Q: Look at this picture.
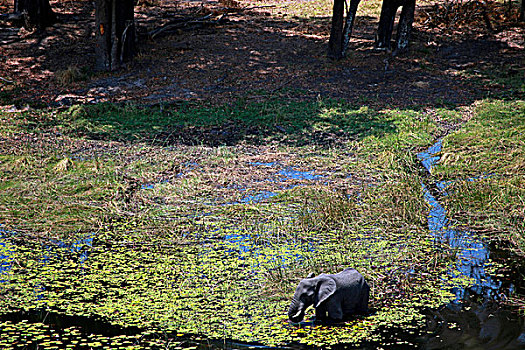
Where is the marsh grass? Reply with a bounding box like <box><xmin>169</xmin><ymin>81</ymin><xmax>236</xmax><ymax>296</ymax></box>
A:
<box><xmin>0</xmin><ymin>95</ymin><xmax>496</xmax><ymax>348</ymax></box>
<box><xmin>0</xmin><ymin>154</ymin><xmax>117</xmax><ymax>238</ymax></box>
<box><xmin>434</xmin><ymin>100</ymin><xmax>525</xmax><ymax>253</ymax></box>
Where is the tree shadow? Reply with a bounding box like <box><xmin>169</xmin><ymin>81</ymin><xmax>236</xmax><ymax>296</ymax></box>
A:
<box><xmin>0</xmin><ymin>0</ymin><xmax>523</xmax><ymax>109</ymax></box>
<box><xmin>56</xmin><ymin>98</ymin><xmax>398</xmax><ymax>147</ymax></box>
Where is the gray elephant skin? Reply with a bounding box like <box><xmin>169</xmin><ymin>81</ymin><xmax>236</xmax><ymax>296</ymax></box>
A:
<box><xmin>288</xmin><ymin>268</ymin><xmax>370</xmax><ymax>323</ymax></box>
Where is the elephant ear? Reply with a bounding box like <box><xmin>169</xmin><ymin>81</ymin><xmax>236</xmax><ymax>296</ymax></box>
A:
<box><xmin>314</xmin><ymin>276</ymin><xmax>336</xmax><ymax>308</ymax></box>
<box><xmin>307</xmin><ymin>272</ymin><xmax>315</xmax><ymax>279</ymax></box>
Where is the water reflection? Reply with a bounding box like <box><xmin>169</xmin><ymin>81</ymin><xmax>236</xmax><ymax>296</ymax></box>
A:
<box><xmin>418</xmin><ymin>141</ymin><xmax>504</xmax><ymax>301</ymax></box>
<box><xmin>277</xmin><ymin>168</ymin><xmax>323</xmax><ymax>181</ymax></box>
<box><xmin>423</xmin><ymin>300</ymin><xmax>525</xmax><ymax>350</ymax></box>
<box><xmin>236</xmin><ymin>163</ymin><xmax>323</xmax><ymax>204</ymax></box>
<box><xmin>51</xmin><ymin>233</ymin><xmax>94</xmax><ymax>264</ymax></box>
<box><xmin>240</xmin><ymin>190</ymin><xmax>278</xmax><ymax>203</ymax></box>
<box><xmin>0</xmin><ymin>225</ymin><xmax>14</xmax><ymax>282</ymax></box>
<box><xmin>0</xmin><ymin>225</ymin><xmax>94</xmax><ymax>286</ymax></box>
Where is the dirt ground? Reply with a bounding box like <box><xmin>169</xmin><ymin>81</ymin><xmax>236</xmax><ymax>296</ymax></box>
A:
<box><xmin>0</xmin><ymin>0</ymin><xmax>523</xmax><ymax>108</ymax></box>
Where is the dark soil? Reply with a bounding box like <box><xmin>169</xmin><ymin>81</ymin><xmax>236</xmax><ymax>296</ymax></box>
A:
<box><xmin>0</xmin><ymin>0</ymin><xmax>524</xmax><ymax>109</ymax></box>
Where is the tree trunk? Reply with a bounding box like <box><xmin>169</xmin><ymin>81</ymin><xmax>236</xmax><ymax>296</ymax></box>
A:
<box><xmin>95</xmin><ymin>0</ymin><xmax>136</xmax><ymax>71</ymax></box>
<box><xmin>328</xmin><ymin>0</ymin><xmax>345</xmax><ymax>59</ymax></box>
<box><xmin>14</xmin><ymin>0</ymin><xmax>56</xmax><ymax>30</ymax></box>
<box><xmin>376</xmin><ymin>0</ymin><xmax>401</xmax><ymax>50</ymax></box>
<box><xmin>341</xmin><ymin>0</ymin><xmax>361</xmax><ymax>57</ymax></box>
<box><xmin>395</xmin><ymin>0</ymin><xmax>416</xmax><ymax>51</ymax></box>
<box><xmin>520</xmin><ymin>0</ymin><xmax>524</xmax><ymax>21</ymax></box>
<box><xmin>328</xmin><ymin>0</ymin><xmax>362</xmax><ymax>59</ymax></box>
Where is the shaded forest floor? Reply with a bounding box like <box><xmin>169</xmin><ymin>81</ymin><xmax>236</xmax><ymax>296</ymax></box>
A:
<box><xmin>0</xmin><ymin>0</ymin><xmax>523</xmax><ymax>108</ymax></box>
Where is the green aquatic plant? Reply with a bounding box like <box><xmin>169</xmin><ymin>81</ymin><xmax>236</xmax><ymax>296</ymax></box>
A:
<box><xmin>1</xmin><ymin>96</ymin><xmax>514</xmax><ymax>348</ymax></box>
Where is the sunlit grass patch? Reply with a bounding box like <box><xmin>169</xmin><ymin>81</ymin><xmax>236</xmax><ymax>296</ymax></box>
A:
<box><xmin>0</xmin><ymin>153</ymin><xmax>119</xmax><ymax>238</ymax></box>
<box><xmin>434</xmin><ymin>100</ymin><xmax>525</xmax><ymax>253</ymax></box>
<box><xmin>250</xmin><ymin>0</ymin><xmax>383</xmax><ymax>20</ymax></box>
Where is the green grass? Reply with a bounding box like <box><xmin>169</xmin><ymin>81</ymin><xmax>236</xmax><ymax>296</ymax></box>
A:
<box><xmin>434</xmin><ymin>100</ymin><xmax>525</xmax><ymax>253</ymax></box>
<box><xmin>49</xmin><ymin>99</ymin><xmax>399</xmax><ymax>145</ymax></box>
<box><xmin>459</xmin><ymin>64</ymin><xmax>525</xmax><ymax>100</ymax></box>
<box><xmin>0</xmin><ymin>154</ymin><xmax>120</xmax><ymax>238</ymax></box>
<box><xmin>266</xmin><ymin>0</ymin><xmax>383</xmax><ymax>19</ymax></box>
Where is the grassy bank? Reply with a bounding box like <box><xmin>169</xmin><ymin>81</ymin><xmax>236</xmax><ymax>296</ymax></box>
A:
<box><xmin>434</xmin><ymin>100</ymin><xmax>525</xmax><ymax>254</ymax></box>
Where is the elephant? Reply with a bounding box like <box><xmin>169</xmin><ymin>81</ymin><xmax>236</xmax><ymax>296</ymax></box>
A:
<box><xmin>328</xmin><ymin>0</ymin><xmax>416</xmax><ymax>59</ymax></box>
<box><xmin>288</xmin><ymin>268</ymin><xmax>370</xmax><ymax>323</ymax></box>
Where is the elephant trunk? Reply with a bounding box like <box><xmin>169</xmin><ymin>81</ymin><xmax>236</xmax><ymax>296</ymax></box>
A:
<box><xmin>288</xmin><ymin>297</ymin><xmax>305</xmax><ymax>323</ymax></box>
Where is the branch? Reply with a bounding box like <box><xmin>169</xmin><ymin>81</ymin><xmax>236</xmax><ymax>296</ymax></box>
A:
<box><xmin>147</xmin><ymin>5</ymin><xmax>277</xmax><ymax>40</ymax></box>
<box><xmin>0</xmin><ymin>77</ymin><xmax>14</xmax><ymax>84</ymax></box>
<box><xmin>0</xmin><ymin>12</ymin><xmax>23</xmax><ymax>23</ymax></box>
<box><xmin>148</xmin><ymin>13</ymin><xmax>213</xmax><ymax>39</ymax></box>
<box><xmin>238</xmin><ymin>4</ymin><xmax>277</xmax><ymax>12</ymax></box>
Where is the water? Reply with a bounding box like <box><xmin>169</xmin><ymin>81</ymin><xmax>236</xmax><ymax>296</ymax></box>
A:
<box><xmin>2</xmin><ymin>147</ymin><xmax>524</xmax><ymax>349</ymax></box>
<box><xmin>422</xmin><ymin>184</ymin><xmax>503</xmax><ymax>301</ymax></box>
<box><xmin>240</xmin><ymin>190</ymin><xmax>278</xmax><ymax>203</ymax></box>
<box><xmin>238</xmin><ymin>162</ymin><xmax>323</xmax><ymax>204</ymax></box>
<box><xmin>417</xmin><ymin>139</ymin><xmax>442</xmax><ymax>173</ymax></box>
<box><xmin>228</xmin><ymin>163</ymin><xmax>323</xmax><ymax>204</ymax></box>
<box><xmin>418</xmin><ymin>140</ymin><xmax>507</xmax><ymax>301</ymax></box>
<box><xmin>416</xmin><ymin>140</ymin><xmax>525</xmax><ymax>349</ymax></box>
<box><xmin>0</xmin><ymin>225</ymin><xmax>14</xmax><ymax>282</ymax></box>
<box><xmin>277</xmin><ymin>168</ymin><xmax>323</xmax><ymax>181</ymax></box>
<box><xmin>1</xmin><ymin>226</ymin><xmax>95</xmax><ymax>305</ymax></box>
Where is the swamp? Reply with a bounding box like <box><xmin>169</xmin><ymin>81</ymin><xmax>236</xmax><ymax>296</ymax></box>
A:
<box><xmin>0</xmin><ymin>0</ymin><xmax>524</xmax><ymax>349</ymax></box>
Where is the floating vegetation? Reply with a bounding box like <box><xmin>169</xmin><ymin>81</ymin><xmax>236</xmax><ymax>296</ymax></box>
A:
<box><xmin>0</xmin><ymin>215</ymin><xmax>466</xmax><ymax>348</ymax></box>
<box><xmin>0</xmin><ymin>318</ymin><xmax>184</xmax><ymax>350</ymax></box>
<box><xmin>1</xmin><ymin>97</ymin><xmax>523</xmax><ymax>348</ymax></box>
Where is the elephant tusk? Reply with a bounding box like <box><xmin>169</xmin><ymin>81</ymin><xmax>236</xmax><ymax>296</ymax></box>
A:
<box><xmin>291</xmin><ymin>310</ymin><xmax>303</xmax><ymax>319</ymax></box>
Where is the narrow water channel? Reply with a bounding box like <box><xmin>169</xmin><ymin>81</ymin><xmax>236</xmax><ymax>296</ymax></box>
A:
<box><xmin>416</xmin><ymin>140</ymin><xmax>525</xmax><ymax>349</ymax></box>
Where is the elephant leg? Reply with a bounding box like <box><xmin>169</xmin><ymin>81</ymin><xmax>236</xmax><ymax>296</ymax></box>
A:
<box><xmin>315</xmin><ymin>304</ymin><xmax>328</xmax><ymax>321</ymax></box>
<box><xmin>395</xmin><ymin>0</ymin><xmax>416</xmax><ymax>52</ymax></box>
<box><xmin>376</xmin><ymin>0</ymin><xmax>400</xmax><ymax>50</ymax></box>
<box><xmin>341</xmin><ymin>0</ymin><xmax>362</xmax><ymax>56</ymax></box>
<box><xmin>326</xmin><ymin>302</ymin><xmax>343</xmax><ymax>321</ymax></box>
<box><xmin>356</xmin><ymin>285</ymin><xmax>370</xmax><ymax>314</ymax></box>
<box><xmin>328</xmin><ymin>0</ymin><xmax>345</xmax><ymax>59</ymax></box>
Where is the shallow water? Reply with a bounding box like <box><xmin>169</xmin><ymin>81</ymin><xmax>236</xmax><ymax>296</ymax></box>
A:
<box><xmin>1</xmin><ymin>143</ymin><xmax>524</xmax><ymax>349</ymax></box>
<box><xmin>418</xmin><ymin>141</ymin><xmax>514</xmax><ymax>300</ymax></box>
<box><xmin>232</xmin><ymin>163</ymin><xmax>323</xmax><ymax>204</ymax></box>
<box><xmin>416</xmin><ymin>140</ymin><xmax>525</xmax><ymax>348</ymax></box>
<box><xmin>0</xmin><ymin>226</ymin><xmax>14</xmax><ymax>282</ymax></box>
